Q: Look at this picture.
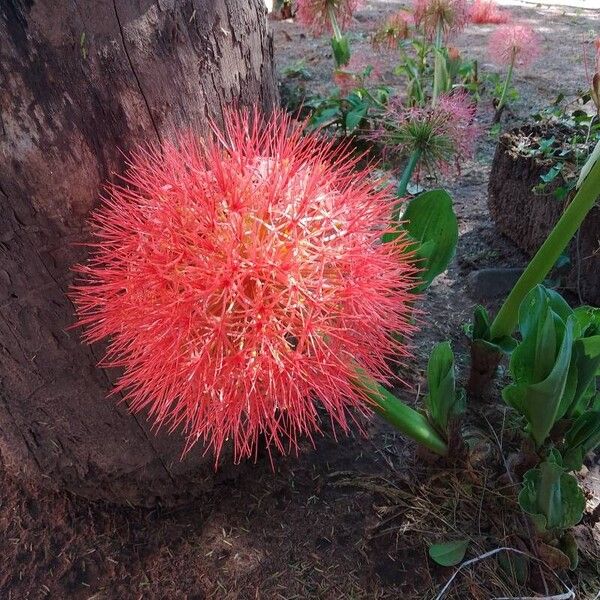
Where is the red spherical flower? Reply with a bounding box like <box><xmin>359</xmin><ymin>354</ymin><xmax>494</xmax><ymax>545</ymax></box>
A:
<box><xmin>296</xmin><ymin>0</ymin><xmax>361</xmax><ymax>35</ymax></box>
<box><xmin>71</xmin><ymin>109</ymin><xmax>418</xmax><ymax>463</ymax></box>
<box><xmin>371</xmin><ymin>91</ymin><xmax>479</xmax><ymax>178</ymax></box>
<box><xmin>488</xmin><ymin>23</ymin><xmax>540</xmax><ymax>68</ymax></box>
<box><xmin>413</xmin><ymin>0</ymin><xmax>469</xmax><ymax>39</ymax></box>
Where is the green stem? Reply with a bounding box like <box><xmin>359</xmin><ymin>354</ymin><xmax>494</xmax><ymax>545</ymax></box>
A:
<box><xmin>496</xmin><ymin>51</ymin><xmax>515</xmax><ymax>114</ymax></box>
<box><xmin>431</xmin><ymin>21</ymin><xmax>445</xmax><ymax>106</ymax></box>
<box><xmin>393</xmin><ymin>148</ymin><xmax>422</xmax><ymax>221</ymax></box>
<box><xmin>489</xmin><ymin>153</ymin><xmax>600</xmax><ymax>340</ymax></box>
<box><xmin>353</xmin><ymin>368</ymin><xmax>448</xmax><ymax>456</ymax></box>
<box><xmin>327</xmin><ymin>4</ymin><xmax>343</xmax><ymax>41</ymax></box>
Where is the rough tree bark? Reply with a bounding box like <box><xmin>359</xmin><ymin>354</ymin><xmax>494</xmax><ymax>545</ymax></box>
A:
<box><xmin>0</xmin><ymin>0</ymin><xmax>277</xmax><ymax>506</ymax></box>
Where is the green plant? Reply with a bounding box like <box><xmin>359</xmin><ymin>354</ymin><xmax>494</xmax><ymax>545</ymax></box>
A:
<box><xmin>305</xmin><ymin>84</ymin><xmax>389</xmax><ymax>135</ymax></box>
<box><xmin>469</xmin><ymin>142</ymin><xmax>600</xmax><ymax>391</ymax></box>
<box><xmin>394</xmin><ymin>38</ymin><xmax>431</xmax><ymax>103</ymax></box>
<box><xmin>527</xmin><ymin>94</ymin><xmax>600</xmax><ymax>200</ymax></box>
<box><xmin>519</xmin><ymin>450</ymin><xmax>585</xmax><ymax>546</ymax></box>
<box><xmin>502</xmin><ymin>286</ymin><xmax>575</xmax><ymax>447</ymax></box>
<box><xmin>424</xmin><ymin>341</ymin><xmax>465</xmax><ymax>435</ymax></box>
<box><xmin>354</xmin><ymin>368</ymin><xmax>449</xmax><ymax>456</ymax></box>
<box><xmin>488</xmin><ymin>70</ymin><xmax>518</xmax><ymax>103</ymax></box>
<box><xmin>395</xmin><ymin>38</ymin><xmax>480</xmax><ymax>108</ymax></box>
<box><xmin>485</xmin><ymin>284</ymin><xmax>600</xmax><ymax>567</ymax></box>
<box><xmin>496</xmin><ymin>285</ymin><xmax>600</xmax><ymax>447</ymax></box>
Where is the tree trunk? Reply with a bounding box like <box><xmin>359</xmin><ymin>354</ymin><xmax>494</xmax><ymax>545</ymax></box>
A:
<box><xmin>0</xmin><ymin>0</ymin><xmax>277</xmax><ymax>506</ymax></box>
<box><xmin>488</xmin><ymin>128</ymin><xmax>600</xmax><ymax>306</ymax></box>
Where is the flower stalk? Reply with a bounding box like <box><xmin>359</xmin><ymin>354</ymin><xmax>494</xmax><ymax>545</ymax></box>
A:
<box><xmin>494</xmin><ymin>48</ymin><xmax>515</xmax><ymax>121</ymax></box>
<box><xmin>394</xmin><ymin>148</ymin><xmax>422</xmax><ymax>213</ymax></box>
<box><xmin>431</xmin><ymin>21</ymin><xmax>445</xmax><ymax>106</ymax></box>
<box><xmin>328</xmin><ymin>3</ymin><xmax>351</xmax><ymax>65</ymax></box>
<box><xmin>327</xmin><ymin>3</ymin><xmax>343</xmax><ymax>41</ymax></box>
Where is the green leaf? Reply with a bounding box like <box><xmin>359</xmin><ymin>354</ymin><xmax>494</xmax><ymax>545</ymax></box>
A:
<box><xmin>425</xmin><ymin>342</ymin><xmax>464</xmax><ymax>433</ymax></box>
<box><xmin>353</xmin><ymin>367</ymin><xmax>448</xmax><ymax>456</ymax></box>
<box><xmin>518</xmin><ymin>285</ymin><xmax>572</xmax><ymax>341</ymax></box>
<box><xmin>331</xmin><ymin>36</ymin><xmax>351</xmax><ymax>67</ymax></box>
<box><xmin>563</xmin><ymin>410</ymin><xmax>600</xmax><ymax>470</ymax></box>
<box><xmin>345</xmin><ymin>103</ymin><xmax>368</xmax><ymax>132</ymax></box>
<box><xmin>562</xmin><ymin>306</ymin><xmax>600</xmax><ymax>418</ymax></box>
<box><xmin>428</xmin><ymin>539</ymin><xmax>469</xmax><ymax>566</ymax></box>
<box><xmin>309</xmin><ymin>106</ymin><xmax>342</xmax><ymax>129</ymax></box>
<box><xmin>400</xmin><ymin>189</ymin><xmax>458</xmax><ymax>292</ymax></box>
<box><xmin>518</xmin><ymin>450</ymin><xmax>585</xmax><ymax>534</ymax></box>
<box><xmin>503</xmin><ymin>286</ymin><xmax>574</xmax><ymax>446</ymax></box>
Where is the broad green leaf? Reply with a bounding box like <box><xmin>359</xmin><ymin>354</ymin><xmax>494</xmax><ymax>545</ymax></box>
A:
<box><xmin>345</xmin><ymin>103</ymin><xmax>368</xmax><ymax>133</ymax></box>
<box><xmin>562</xmin><ymin>306</ymin><xmax>600</xmax><ymax>418</ymax></box>
<box><xmin>503</xmin><ymin>287</ymin><xmax>574</xmax><ymax>446</ymax></box>
<box><xmin>400</xmin><ymin>189</ymin><xmax>458</xmax><ymax>292</ymax></box>
<box><xmin>518</xmin><ymin>450</ymin><xmax>585</xmax><ymax>534</ymax></box>
<box><xmin>518</xmin><ymin>285</ymin><xmax>572</xmax><ymax>341</ymax></box>
<box><xmin>425</xmin><ymin>341</ymin><xmax>464</xmax><ymax>433</ymax></box>
<box><xmin>428</xmin><ymin>539</ymin><xmax>469</xmax><ymax>566</ymax></box>
<box><xmin>563</xmin><ymin>410</ymin><xmax>600</xmax><ymax>470</ymax></box>
<box><xmin>310</xmin><ymin>107</ymin><xmax>342</xmax><ymax>129</ymax></box>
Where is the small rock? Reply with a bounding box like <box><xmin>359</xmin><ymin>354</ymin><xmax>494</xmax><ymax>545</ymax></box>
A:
<box><xmin>466</xmin><ymin>268</ymin><xmax>524</xmax><ymax>302</ymax></box>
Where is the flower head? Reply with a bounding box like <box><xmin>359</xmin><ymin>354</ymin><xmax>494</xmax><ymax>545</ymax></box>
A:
<box><xmin>488</xmin><ymin>23</ymin><xmax>540</xmax><ymax>68</ymax></box>
<box><xmin>371</xmin><ymin>91</ymin><xmax>479</xmax><ymax>177</ymax></box>
<box><xmin>71</xmin><ymin>109</ymin><xmax>418</xmax><ymax>463</ymax></box>
<box><xmin>469</xmin><ymin>0</ymin><xmax>510</xmax><ymax>24</ymax></box>
<box><xmin>372</xmin><ymin>11</ymin><xmax>412</xmax><ymax>51</ymax></box>
<box><xmin>296</xmin><ymin>0</ymin><xmax>361</xmax><ymax>35</ymax></box>
<box><xmin>413</xmin><ymin>0</ymin><xmax>469</xmax><ymax>39</ymax></box>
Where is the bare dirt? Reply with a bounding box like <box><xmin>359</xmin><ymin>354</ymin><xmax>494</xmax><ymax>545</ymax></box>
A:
<box><xmin>1</xmin><ymin>1</ymin><xmax>600</xmax><ymax>598</ymax></box>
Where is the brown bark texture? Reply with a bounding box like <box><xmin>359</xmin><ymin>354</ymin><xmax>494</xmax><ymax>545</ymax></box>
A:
<box><xmin>488</xmin><ymin>130</ymin><xmax>600</xmax><ymax>307</ymax></box>
<box><xmin>0</xmin><ymin>0</ymin><xmax>277</xmax><ymax>506</ymax></box>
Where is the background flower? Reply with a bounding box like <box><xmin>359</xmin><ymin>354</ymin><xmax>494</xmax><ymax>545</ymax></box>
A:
<box><xmin>71</xmin><ymin>109</ymin><xmax>418</xmax><ymax>463</ymax></box>
<box><xmin>371</xmin><ymin>91</ymin><xmax>479</xmax><ymax>177</ymax></box>
<box><xmin>469</xmin><ymin>0</ymin><xmax>511</xmax><ymax>25</ymax></box>
<box><xmin>295</xmin><ymin>0</ymin><xmax>361</xmax><ymax>34</ymax></box>
<box><xmin>488</xmin><ymin>23</ymin><xmax>541</xmax><ymax>68</ymax></box>
<box><xmin>372</xmin><ymin>11</ymin><xmax>413</xmax><ymax>51</ymax></box>
<box><xmin>413</xmin><ymin>0</ymin><xmax>469</xmax><ymax>39</ymax></box>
